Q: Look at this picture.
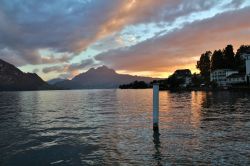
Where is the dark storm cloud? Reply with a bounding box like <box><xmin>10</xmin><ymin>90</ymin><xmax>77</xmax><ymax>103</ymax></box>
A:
<box><xmin>0</xmin><ymin>0</ymin><xmax>120</xmax><ymax>65</ymax></box>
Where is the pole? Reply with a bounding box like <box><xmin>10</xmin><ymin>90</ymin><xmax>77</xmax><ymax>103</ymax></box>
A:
<box><xmin>153</xmin><ymin>84</ymin><xmax>159</xmax><ymax>133</ymax></box>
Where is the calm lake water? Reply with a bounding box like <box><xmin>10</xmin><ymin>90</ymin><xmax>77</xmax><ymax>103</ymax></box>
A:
<box><xmin>0</xmin><ymin>90</ymin><xmax>250</xmax><ymax>165</ymax></box>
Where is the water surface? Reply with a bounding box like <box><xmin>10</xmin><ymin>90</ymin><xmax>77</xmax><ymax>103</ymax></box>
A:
<box><xmin>0</xmin><ymin>90</ymin><xmax>249</xmax><ymax>165</ymax></box>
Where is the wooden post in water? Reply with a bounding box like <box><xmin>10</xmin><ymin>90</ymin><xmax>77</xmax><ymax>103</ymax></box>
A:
<box><xmin>153</xmin><ymin>84</ymin><xmax>159</xmax><ymax>133</ymax></box>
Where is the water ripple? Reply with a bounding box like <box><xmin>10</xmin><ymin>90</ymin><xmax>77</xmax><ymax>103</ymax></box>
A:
<box><xmin>0</xmin><ymin>90</ymin><xmax>250</xmax><ymax>165</ymax></box>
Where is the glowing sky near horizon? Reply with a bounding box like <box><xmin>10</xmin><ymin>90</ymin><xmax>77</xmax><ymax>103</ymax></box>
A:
<box><xmin>0</xmin><ymin>0</ymin><xmax>250</xmax><ymax>80</ymax></box>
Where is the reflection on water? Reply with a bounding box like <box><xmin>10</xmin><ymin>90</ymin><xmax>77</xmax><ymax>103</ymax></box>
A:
<box><xmin>153</xmin><ymin>130</ymin><xmax>162</xmax><ymax>166</ymax></box>
<box><xmin>0</xmin><ymin>90</ymin><xmax>250</xmax><ymax>165</ymax></box>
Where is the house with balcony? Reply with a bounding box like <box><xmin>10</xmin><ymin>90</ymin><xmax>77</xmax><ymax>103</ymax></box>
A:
<box><xmin>210</xmin><ymin>69</ymin><xmax>238</xmax><ymax>86</ymax></box>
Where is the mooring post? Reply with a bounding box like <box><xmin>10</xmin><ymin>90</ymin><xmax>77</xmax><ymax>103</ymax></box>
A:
<box><xmin>153</xmin><ymin>83</ymin><xmax>159</xmax><ymax>133</ymax></box>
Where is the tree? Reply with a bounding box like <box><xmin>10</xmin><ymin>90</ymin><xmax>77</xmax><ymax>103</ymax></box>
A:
<box><xmin>150</xmin><ymin>79</ymin><xmax>168</xmax><ymax>90</ymax></box>
<box><xmin>211</xmin><ymin>50</ymin><xmax>224</xmax><ymax>71</ymax></box>
<box><xmin>223</xmin><ymin>44</ymin><xmax>235</xmax><ymax>69</ymax></box>
<box><xmin>119</xmin><ymin>81</ymin><xmax>149</xmax><ymax>89</ymax></box>
<box><xmin>191</xmin><ymin>73</ymin><xmax>203</xmax><ymax>87</ymax></box>
<box><xmin>166</xmin><ymin>75</ymin><xmax>185</xmax><ymax>89</ymax></box>
<box><xmin>196</xmin><ymin>51</ymin><xmax>211</xmax><ymax>80</ymax></box>
<box><xmin>235</xmin><ymin>45</ymin><xmax>250</xmax><ymax>73</ymax></box>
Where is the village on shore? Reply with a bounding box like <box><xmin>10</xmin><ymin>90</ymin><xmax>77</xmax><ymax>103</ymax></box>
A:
<box><xmin>119</xmin><ymin>44</ymin><xmax>250</xmax><ymax>91</ymax></box>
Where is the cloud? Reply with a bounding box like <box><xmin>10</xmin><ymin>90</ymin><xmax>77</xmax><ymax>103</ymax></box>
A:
<box><xmin>0</xmin><ymin>0</ymin><xmax>239</xmax><ymax>67</ymax></box>
<box><xmin>32</xmin><ymin>68</ymin><xmax>39</xmax><ymax>73</ymax></box>
<box><xmin>1</xmin><ymin>0</ymin><xmax>249</xmax><ymax>80</ymax></box>
<box><xmin>42</xmin><ymin>65</ymin><xmax>65</xmax><ymax>74</ymax></box>
<box><xmin>95</xmin><ymin>0</ymin><xmax>223</xmax><ymax>41</ymax></box>
<box><xmin>95</xmin><ymin>7</ymin><xmax>250</xmax><ymax>73</ymax></box>
<box><xmin>0</xmin><ymin>0</ymin><xmax>120</xmax><ymax>65</ymax></box>
<box><xmin>42</xmin><ymin>58</ymin><xmax>94</xmax><ymax>74</ymax></box>
<box><xmin>57</xmin><ymin>73</ymin><xmax>72</xmax><ymax>79</ymax></box>
<box><xmin>67</xmin><ymin>59</ymin><xmax>94</xmax><ymax>71</ymax></box>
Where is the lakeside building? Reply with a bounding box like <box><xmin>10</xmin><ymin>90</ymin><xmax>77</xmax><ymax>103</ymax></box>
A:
<box><xmin>210</xmin><ymin>69</ymin><xmax>238</xmax><ymax>86</ymax></box>
<box><xmin>173</xmin><ymin>69</ymin><xmax>192</xmax><ymax>87</ymax></box>
<box><xmin>210</xmin><ymin>53</ymin><xmax>250</xmax><ymax>86</ymax></box>
<box><xmin>243</xmin><ymin>53</ymin><xmax>250</xmax><ymax>84</ymax></box>
<box><xmin>226</xmin><ymin>73</ymin><xmax>246</xmax><ymax>85</ymax></box>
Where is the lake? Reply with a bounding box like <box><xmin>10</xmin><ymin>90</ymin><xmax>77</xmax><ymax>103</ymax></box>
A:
<box><xmin>0</xmin><ymin>90</ymin><xmax>249</xmax><ymax>165</ymax></box>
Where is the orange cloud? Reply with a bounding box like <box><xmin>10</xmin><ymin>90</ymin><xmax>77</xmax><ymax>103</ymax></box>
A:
<box><xmin>95</xmin><ymin>7</ymin><xmax>250</xmax><ymax>77</ymax></box>
<box><xmin>97</xmin><ymin>0</ymin><xmax>167</xmax><ymax>38</ymax></box>
<box><xmin>77</xmin><ymin>0</ymin><xmax>169</xmax><ymax>54</ymax></box>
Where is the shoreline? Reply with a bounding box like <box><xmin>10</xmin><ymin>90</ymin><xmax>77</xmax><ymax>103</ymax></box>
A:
<box><xmin>1</xmin><ymin>86</ymin><xmax>250</xmax><ymax>92</ymax></box>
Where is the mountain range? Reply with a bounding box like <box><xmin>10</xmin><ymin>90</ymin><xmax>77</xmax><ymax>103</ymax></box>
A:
<box><xmin>0</xmin><ymin>59</ymin><xmax>51</xmax><ymax>91</ymax></box>
<box><xmin>52</xmin><ymin>65</ymin><xmax>157</xmax><ymax>89</ymax></box>
<box><xmin>0</xmin><ymin>59</ymin><xmax>158</xmax><ymax>91</ymax></box>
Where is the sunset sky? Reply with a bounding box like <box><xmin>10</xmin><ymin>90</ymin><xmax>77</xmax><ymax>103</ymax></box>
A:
<box><xmin>0</xmin><ymin>0</ymin><xmax>250</xmax><ymax>80</ymax></box>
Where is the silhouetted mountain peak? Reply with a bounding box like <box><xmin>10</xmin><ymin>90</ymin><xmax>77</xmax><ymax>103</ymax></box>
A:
<box><xmin>86</xmin><ymin>67</ymin><xmax>96</xmax><ymax>73</ymax></box>
<box><xmin>0</xmin><ymin>59</ymin><xmax>23</xmax><ymax>76</ymax></box>
<box><xmin>56</xmin><ymin>65</ymin><xmax>158</xmax><ymax>89</ymax></box>
<box><xmin>85</xmin><ymin>65</ymin><xmax>116</xmax><ymax>75</ymax></box>
<box><xmin>98</xmin><ymin>65</ymin><xmax>110</xmax><ymax>70</ymax></box>
<box><xmin>0</xmin><ymin>59</ymin><xmax>52</xmax><ymax>91</ymax></box>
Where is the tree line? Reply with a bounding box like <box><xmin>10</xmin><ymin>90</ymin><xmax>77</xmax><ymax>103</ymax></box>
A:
<box><xmin>197</xmin><ymin>44</ymin><xmax>250</xmax><ymax>82</ymax></box>
<box><xmin>119</xmin><ymin>81</ymin><xmax>149</xmax><ymax>89</ymax></box>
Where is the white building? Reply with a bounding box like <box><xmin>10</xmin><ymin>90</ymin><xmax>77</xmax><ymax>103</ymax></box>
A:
<box><xmin>226</xmin><ymin>73</ymin><xmax>246</xmax><ymax>85</ymax></box>
<box><xmin>210</xmin><ymin>69</ymin><xmax>238</xmax><ymax>86</ymax></box>
<box><xmin>243</xmin><ymin>53</ymin><xmax>250</xmax><ymax>84</ymax></box>
<box><xmin>244</xmin><ymin>53</ymin><xmax>250</xmax><ymax>74</ymax></box>
<box><xmin>211</xmin><ymin>53</ymin><xmax>250</xmax><ymax>86</ymax></box>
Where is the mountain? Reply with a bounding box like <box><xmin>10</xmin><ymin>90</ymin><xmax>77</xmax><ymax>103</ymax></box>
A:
<box><xmin>47</xmin><ymin>78</ymin><xmax>67</xmax><ymax>85</ymax></box>
<box><xmin>55</xmin><ymin>65</ymin><xmax>158</xmax><ymax>89</ymax></box>
<box><xmin>0</xmin><ymin>59</ymin><xmax>52</xmax><ymax>91</ymax></box>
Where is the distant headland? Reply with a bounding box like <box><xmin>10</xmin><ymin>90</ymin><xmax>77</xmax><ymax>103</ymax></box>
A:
<box><xmin>0</xmin><ymin>59</ymin><xmax>158</xmax><ymax>91</ymax></box>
